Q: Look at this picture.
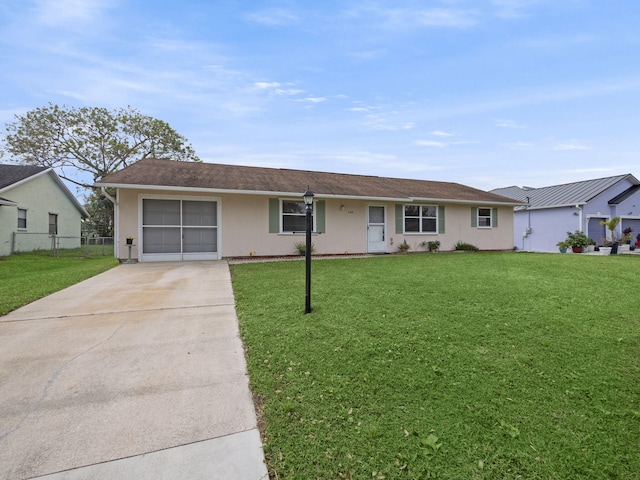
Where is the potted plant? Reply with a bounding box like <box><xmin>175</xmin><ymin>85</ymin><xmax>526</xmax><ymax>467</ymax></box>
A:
<box><xmin>556</xmin><ymin>240</ymin><xmax>570</xmax><ymax>253</ymax></box>
<box><xmin>599</xmin><ymin>217</ymin><xmax>621</xmax><ymax>254</ymax></box>
<box><xmin>619</xmin><ymin>227</ymin><xmax>633</xmax><ymax>253</ymax></box>
<box><xmin>397</xmin><ymin>240</ymin><xmax>410</xmax><ymax>253</ymax></box>
<box><xmin>126</xmin><ymin>235</ymin><xmax>134</xmax><ymax>245</ymax></box>
<box><xmin>565</xmin><ymin>230</ymin><xmax>590</xmax><ymax>253</ymax></box>
<box><xmin>427</xmin><ymin>240</ymin><xmax>440</xmax><ymax>252</ymax></box>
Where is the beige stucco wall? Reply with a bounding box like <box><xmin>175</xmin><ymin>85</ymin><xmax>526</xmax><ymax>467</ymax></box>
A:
<box><xmin>0</xmin><ymin>173</ymin><xmax>83</xmax><ymax>256</ymax></box>
<box><xmin>115</xmin><ymin>187</ymin><xmax>515</xmax><ymax>260</ymax></box>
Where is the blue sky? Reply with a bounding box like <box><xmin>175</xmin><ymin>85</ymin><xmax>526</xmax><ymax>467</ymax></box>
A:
<box><xmin>2</xmin><ymin>0</ymin><xmax>640</xmax><ymax>194</ymax></box>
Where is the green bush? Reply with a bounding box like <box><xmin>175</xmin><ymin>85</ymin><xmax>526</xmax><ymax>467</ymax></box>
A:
<box><xmin>454</xmin><ymin>240</ymin><xmax>479</xmax><ymax>251</ymax></box>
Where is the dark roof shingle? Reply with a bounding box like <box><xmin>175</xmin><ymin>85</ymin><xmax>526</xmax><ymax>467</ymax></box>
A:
<box><xmin>0</xmin><ymin>164</ymin><xmax>49</xmax><ymax>190</ymax></box>
<box><xmin>97</xmin><ymin>158</ymin><xmax>521</xmax><ymax>205</ymax></box>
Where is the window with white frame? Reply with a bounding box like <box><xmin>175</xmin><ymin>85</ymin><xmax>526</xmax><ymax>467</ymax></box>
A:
<box><xmin>281</xmin><ymin>200</ymin><xmax>314</xmax><ymax>233</ymax></box>
<box><xmin>477</xmin><ymin>208</ymin><xmax>492</xmax><ymax>228</ymax></box>
<box><xmin>404</xmin><ymin>205</ymin><xmax>437</xmax><ymax>233</ymax></box>
<box><xmin>17</xmin><ymin>208</ymin><xmax>27</xmax><ymax>229</ymax></box>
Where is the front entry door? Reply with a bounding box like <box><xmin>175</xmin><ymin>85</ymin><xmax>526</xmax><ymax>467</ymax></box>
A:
<box><xmin>367</xmin><ymin>205</ymin><xmax>386</xmax><ymax>253</ymax></box>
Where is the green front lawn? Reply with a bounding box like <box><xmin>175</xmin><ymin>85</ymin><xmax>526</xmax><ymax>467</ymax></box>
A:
<box><xmin>0</xmin><ymin>253</ymin><xmax>119</xmax><ymax>315</ymax></box>
<box><xmin>231</xmin><ymin>253</ymin><xmax>640</xmax><ymax>479</ymax></box>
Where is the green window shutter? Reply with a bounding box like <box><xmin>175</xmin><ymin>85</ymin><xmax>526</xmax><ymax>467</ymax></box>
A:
<box><xmin>438</xmin><ymin>205</ymin><xmax>445</xmax><ymax>234</ymax></box>
<box><xmin>269</xmin><ymin>198</ymin><xmax>279</xmax><ymax>233</ymax></box>
<box><xmin>395</xmin><ymin>204</ymin><xmax>404</xmax><ymax>234</ymax></box>
<box><xmin>471</xmin><ymin>207</ymin><xmax>478</xmax><ymax>228</ymax></box>
<box><xmin>316</xmin><ymin>201</ymin><xmax>326</xmax><ymax>233</ymax></box>
<box><xmin>492</xmin><ymin>208</ymin><xmax>498</xmax><ymax>228</ymax></box>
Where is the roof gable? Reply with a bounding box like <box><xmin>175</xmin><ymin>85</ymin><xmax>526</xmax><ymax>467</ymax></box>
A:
<box><xmin>0</xmin><ymin>163</ymin><xmax>88</xmax><ymax>218</ymax></box>
<box><xmin>97</xmin><ymin>158</ymin><xmax>522</xmax><ymax>205</ymax></box>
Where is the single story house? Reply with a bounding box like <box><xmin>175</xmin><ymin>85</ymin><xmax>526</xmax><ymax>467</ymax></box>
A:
<box><xmin>491</xmin><ymin>174</ymin><xmax>640</xmax><ymax>252</ymax></box>
<box><xmin>96</xmin><ymin>158</ymin><xmax>524</xmax><ymax>262</ymax></box>
<box><xmin>0</xmin><ymin>164</ymin><xmax>89</xmax><ymax>256</ymax></box>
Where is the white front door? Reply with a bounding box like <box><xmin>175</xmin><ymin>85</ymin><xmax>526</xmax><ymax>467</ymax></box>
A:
<box><xmin>367</xmin><ymin>205</ymin><xmax>386</xmax><ymax>253</ymax></box>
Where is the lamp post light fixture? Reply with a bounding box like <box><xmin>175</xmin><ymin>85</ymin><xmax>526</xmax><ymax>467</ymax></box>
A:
<box><xmin>303</xmin><ymin>187</ymin><xmax>314</xmax><ymax>314</ymax></box>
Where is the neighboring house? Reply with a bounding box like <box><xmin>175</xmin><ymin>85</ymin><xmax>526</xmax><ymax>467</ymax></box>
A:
<box><xmin>491</xmin><ymin>174</ymin><xmax>640</xmax><ymax>252</ymax></box>
<box><xmin>0</xmin><ymin>164</ymin><xmax>88</xmax><ymax>256</ymax></box>
<box><xmin>96</xmin><ymin>158</ymin><xmax>523</xmax><ymax>262</ymax></box>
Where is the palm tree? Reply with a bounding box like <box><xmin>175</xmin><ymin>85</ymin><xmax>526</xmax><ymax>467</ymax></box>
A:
<box><xmin>599</xmin><ymin>216</ymin><xmax>621</xmax><ymax>244</ymax></box>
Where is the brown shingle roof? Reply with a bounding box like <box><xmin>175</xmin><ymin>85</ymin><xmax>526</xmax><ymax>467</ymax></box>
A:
<box><xmin>97</xmin><ymin>158</ymin><xmax>522</xmax><ymax>205</ymax></box>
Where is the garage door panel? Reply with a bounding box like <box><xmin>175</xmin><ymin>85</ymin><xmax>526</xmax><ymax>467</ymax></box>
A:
<box><xmin>183</xmin><ymin>201</ymin><xmax>217</xmax><ymax>226</ymax></box>
<box><xmin>143</xmin><ymin>227</ymin><xmax>181</xmax><ymax>253</ymax></box>
<box><xmin>141</xmin><ymin>199</ymin><xmax>219</xmax><ymax>261</ymax></box>
<box><xmin>143</xmin><ymin>199</ymin><xmax>181</xmax><ymax>225</ymax></box>
<box><xmin>183</xmin><ymin>228</ymin><xmax>217</xmax><ymax>253</ymax></box>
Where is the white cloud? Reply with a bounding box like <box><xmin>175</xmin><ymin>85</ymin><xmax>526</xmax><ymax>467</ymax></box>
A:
<box><xmin>303</xmin><ymin>97</ymin><xmax>327</xmax><ymax>103</ymax></box>
<box><xmin>254</xmin><ymin>82</ymin><xmax>304</xmax><ymax>96</ymax></box>
<box><xmin>369</xmin><ymin>121</ymin><xmax>415</xmax><ymax>131</ymax></box>
<box><xmin>415</xmin><ymin>140</ymin><xmax>447</xmax><ymax>147</ymax></box>
<box><xmin>491</xmin><ymin>0</ymin><xmax>542</xmax><ymax>19</ymax></box>
<box><xmin>430</xmin><ymin>130</ymin><xmax>455</xmax><ymax>137</ymax></box>
<box><xmin>254</xmin><ymin>82</ymin><xmax>281</xmax><ymax>90</ymax></box>
<box><xmin>495</xmin><ymin>118</ymin><xmax>525</xmax><ymax>128</ymax></box>
<box><xmin>349</xmin><ymin>5</ymin><xmax>478</xmax><ymax>29</ymax></box>
<box><xmin>245</xmin><ymin>8</ymin><xmax>300</xmax><ymax>26</ymax></box>
<box><xmin>349</xmin><ymin>50</ymin><xmax>386</xmax><ymax>60</ymax></box>
<box><xmin>32</xmin><ymin>0</ymin><xmax>111</xmax><ymax>26</ymax></box>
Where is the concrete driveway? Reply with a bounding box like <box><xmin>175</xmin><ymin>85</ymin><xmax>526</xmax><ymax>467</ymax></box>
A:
<box><xmin>0</xmin><ymin>261</ymin><xmax>268</xmax><ymax>480</ymax></box>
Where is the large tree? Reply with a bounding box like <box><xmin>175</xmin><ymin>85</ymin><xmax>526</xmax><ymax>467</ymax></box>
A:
<box><xmin>2</xmin><ymin>103</ymin><xmax>200</xmax><ymax>188</ymax></box>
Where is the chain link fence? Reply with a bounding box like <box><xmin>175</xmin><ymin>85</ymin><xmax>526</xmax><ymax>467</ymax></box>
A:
<box><xmin>11</xmin><ymin>233</ymin><xmax>114</xmax><ymax>258</ymax></box>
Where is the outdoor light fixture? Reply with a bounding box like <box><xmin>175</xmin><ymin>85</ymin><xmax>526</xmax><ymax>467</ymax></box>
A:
<box><xmin>303</xmin><ymin>186</ymin><xmax>314</xmax><ymax>314</ymax></box>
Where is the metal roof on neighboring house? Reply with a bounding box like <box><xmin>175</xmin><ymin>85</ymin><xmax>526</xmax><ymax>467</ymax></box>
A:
<box><xmin>491</xmin><ymin>174</ymin><xmax>638</xmax><ymax>209</ymax></box>
<box><xmin>608</xmin><ymin>184</ymin><xmax>640</xmax><ymax>204</ymax></box>
<box><xmin>97</xmin><ymin>158</ymin><xmax>524</xmax><ymax>205</ymax></box>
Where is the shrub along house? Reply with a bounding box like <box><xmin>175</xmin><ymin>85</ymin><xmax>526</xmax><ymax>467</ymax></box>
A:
<box><xmin>0</xmin><ymin>164</ymin><xmax>88</xmax><ymax>256</ymax></box>
<box><xmin>95</xmin><ymin>158</ymin><xmax>523</xmax><ymax>262</ymax></box>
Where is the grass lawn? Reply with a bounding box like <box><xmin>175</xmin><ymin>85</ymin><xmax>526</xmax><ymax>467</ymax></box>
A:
<box><xmin>0</xmin><ymin>252</ymin><xmax>119</xmax><ymax>315</ymax></box>
<box><xmin>231</xmin><ymin>252</ymin><xmax>640</xmax><ymax>479</ymax></box>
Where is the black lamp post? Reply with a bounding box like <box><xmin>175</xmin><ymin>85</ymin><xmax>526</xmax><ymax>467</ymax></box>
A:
<box><xmin>303</xmin><ymin>187</ymin><xmax>314</xmax><ymax>314</ymax></box>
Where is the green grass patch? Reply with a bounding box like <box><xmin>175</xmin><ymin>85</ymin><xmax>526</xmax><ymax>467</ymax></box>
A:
<box><xmin>231</xmin><ymin>253</ymin><xmax>640</xmax><ymax>479</ymax></box>
<box><xmin>0</xmin><ymin>252</ymin><xmax>119</xmax><ymax>315</ymax></box>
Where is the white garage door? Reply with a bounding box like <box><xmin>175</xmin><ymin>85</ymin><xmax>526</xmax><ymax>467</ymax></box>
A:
<box><xmin>141</xmin><ymin>198</ymin><xmax>219</xmax><ymax>261</ymax></box>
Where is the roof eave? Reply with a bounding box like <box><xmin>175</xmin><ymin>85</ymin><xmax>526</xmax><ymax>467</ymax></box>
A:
<box><xmin>409</xmin><ymin>196</ymin><xmax>525</xmax><ymax>207</ymax></box>
<box><xmin>97</xmin><ymin>183</ymin><xmax>524</xmax><ymax>205</ymax></box>
<box><xmin>520</xmin><ymin>202</ymin><xmax>587</xmax><ymax>211</ymax></box>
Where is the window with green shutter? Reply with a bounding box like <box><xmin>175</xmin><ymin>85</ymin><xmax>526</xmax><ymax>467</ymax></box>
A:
<box><xmin>472</xmin><ymin>207</ymin><xmax>497</xmax><ymax>228</ymax></box>
<box><xmin>269</xmin><ymin>198</ymin><xmax>322</xmax><ymax>233</ymax></box>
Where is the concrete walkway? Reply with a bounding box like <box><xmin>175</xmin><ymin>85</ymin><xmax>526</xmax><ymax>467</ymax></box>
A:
<box><xmin>0</xmin><ymin>261</ymin><xmax>268</xmax><ymax>480</ymax></box>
